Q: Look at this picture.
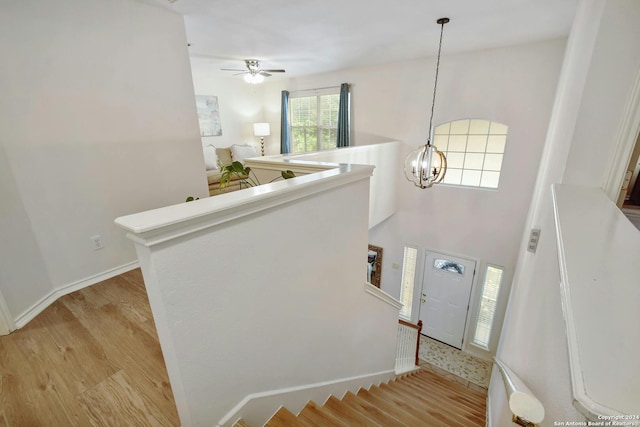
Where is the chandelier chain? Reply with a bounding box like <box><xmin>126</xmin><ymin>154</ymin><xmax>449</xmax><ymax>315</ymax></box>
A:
<box><xmin>428</xmin><ymin>20</ymin><xmax>446</xmax><ymax>144</ymax></box>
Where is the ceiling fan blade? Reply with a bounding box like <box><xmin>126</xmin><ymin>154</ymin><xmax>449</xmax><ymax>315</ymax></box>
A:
<box><xmin>220</xmin><ymin>68</ymin><xmax>246</xmax><ymax>72</ymax></box>
<box><xmin>259</xmin><ymin>71</ymin><xmax>272</xmax><ymax>77</ymax></box>
<box><xmin>262</xmin><ymin>69</ymin><xmax>286</xmax><ymax>73</ymax></box>
<box><xmin>232</xmin><ymin>72</ymin><xmax>248</xmax><ymax>76</ymax></box>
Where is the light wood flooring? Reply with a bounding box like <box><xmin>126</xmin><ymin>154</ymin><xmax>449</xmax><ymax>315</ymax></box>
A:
<box><xmin>0</xmin><ymin>269</ymin><xmax>180</xmax><ymax>426</ymax></box>
<box><xmin>1</xmin><ymin>269</ymin><xmax>487</xmax><ymax>426</ymax></box>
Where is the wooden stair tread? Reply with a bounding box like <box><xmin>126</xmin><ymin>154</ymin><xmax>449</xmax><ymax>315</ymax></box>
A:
<box><xmin>414</xmin><ymin>369</ymin><xmax>486</xmax><ymax>396</ymax></box>
<box><xmin>356</xmin><ymin>387</ymin><xmax>427</xmax><ymax>426</ymax></box>
<box><xmin>232</xmin><ymin>419</ymin><xmax>251</xmax><ymax>427</ymax></box>
<box><xmin>322</xmin><ymin>395</ymin><xmax>383</xmax><ymax>427</ymax></box>
<box><xmin>377</xmin><ymin>382</ymin><xmax>455</xmax><ymax>425</ymax></box>
<box><xmin>399</xmin><ymin>381</ymin><xmax>485</xmax><ymax>426</ymax></box>
<box><xmin>410</xmin><ymin>371</ymin><xmax>487</xmax><ymax>415</ymax></box>
<box><xmin>262</xmin><ymin>367</ymin><xmax>486</xmax><ymax>427</ymax></box>
<box><xmin>382</xmin><ymin>378</ymin><xmax>481</xmax><ymax>426</ymax></box>
<box><xmin>341</xmin><ymin>391</ymin><xmax>406</xmax><ymax>427</ymax></box>
<box><xmin>264</xmin><ymin>406</ymin><xmax>306</xmax><ymax>427</ymax></box>
<box><xmin>405</xmin><ymin>373</ymin><xmax>486</xmax><ymax>416</ymax></box>
<box><xmin>298</xmin><ymin>400</ymin><xmax>347</xmax><ymax>427</ymax></box>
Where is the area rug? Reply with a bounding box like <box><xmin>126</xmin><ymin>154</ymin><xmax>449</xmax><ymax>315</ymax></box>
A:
<box><xmin>418</xmin><ymin>335</ymin><xmax>492</xmax><ymax>388</ymax></box>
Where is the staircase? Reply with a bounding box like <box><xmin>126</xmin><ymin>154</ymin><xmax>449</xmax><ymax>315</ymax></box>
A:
<box><xmin>234</xmin><ymin>368</ymin><xmax>486</xmax><ymax>427</ymax></box>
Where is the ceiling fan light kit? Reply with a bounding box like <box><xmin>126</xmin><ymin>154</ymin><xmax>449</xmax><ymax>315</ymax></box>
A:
<box><xmin>221</xmin><ymin>59</ymin><xmax>285</xmax><ymax>84</ymax></box>
<box><xmin>244</xmin><ymin>73</ymin><xmax>264</xmax><ymax>84</ymax></box>
<box><xmin>404</xmin><ymin>17</ymin><xmax>450</xmax><ymax>189</ymax></box>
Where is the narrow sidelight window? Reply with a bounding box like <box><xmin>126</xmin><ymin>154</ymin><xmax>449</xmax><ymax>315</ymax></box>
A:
<box><xmin>472</xmin><ymin>265</ymin><xmax>504</xmax><ymax>349</ymax></box>
<box><xmin>399</xmin><ymin>246</ymin><xmax>418</xmax><ymax>320</ymax></box>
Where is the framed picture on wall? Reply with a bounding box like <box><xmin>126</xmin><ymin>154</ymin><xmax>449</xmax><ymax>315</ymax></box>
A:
<box><xmin>195</xmin><ymin>95</ymin><xmax>222</xmax><ymax>137</ymax></box>
<box><xmin>367</xmin><ymin>244</ymin><xmax>383</xmax><ymax>288</ymax></box>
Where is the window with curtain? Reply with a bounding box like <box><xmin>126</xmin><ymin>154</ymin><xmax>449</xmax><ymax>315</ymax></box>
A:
<box><xmin>289</xmin><ymin>88</ymin><xmax>340</xmax><ymax>153</ymax></box>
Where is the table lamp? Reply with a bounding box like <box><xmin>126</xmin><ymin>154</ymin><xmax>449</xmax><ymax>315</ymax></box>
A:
<box><xmin>253</xmin><ymin>123</ymin><xmax>270</xmax><ymax>156</ymax></box>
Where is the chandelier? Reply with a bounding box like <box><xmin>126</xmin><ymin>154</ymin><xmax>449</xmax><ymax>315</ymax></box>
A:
<box><xmin>404</xmin><ymin>18</ymin><xmax>450</xmax><ymax>188</ymax></box>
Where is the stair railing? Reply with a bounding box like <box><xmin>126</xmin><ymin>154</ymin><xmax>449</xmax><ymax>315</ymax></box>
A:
<box><xmin>395</xmin><ymin>319</ymin><xmax>423</xmax><ymax>374</ymax></box>
<box><xmin>494</xmin><ymin>358</ymin><xmax>545</xmax><ymax>426</ymax></box>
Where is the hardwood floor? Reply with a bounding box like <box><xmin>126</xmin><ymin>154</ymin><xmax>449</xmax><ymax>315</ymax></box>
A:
<box><xmin>1</xmin><ymin>269</ymin><xmax>487</xmax><ymax>426</ymax></box>
<box><xmin>0</xmin><ymin>269</ymin><xmax>180</xmax><ymax>426</ymax></box>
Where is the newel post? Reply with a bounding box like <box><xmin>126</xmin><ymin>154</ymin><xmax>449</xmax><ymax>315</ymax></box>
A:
<box><xmin>415</xmin><ymin>320</ymin><xmax>423</xmax><ymax>366</ymax></box>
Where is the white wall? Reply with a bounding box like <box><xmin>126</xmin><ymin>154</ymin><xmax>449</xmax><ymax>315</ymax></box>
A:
<box><xmin>191</xmin><ymin>65</ymin><xmax>270</xmax><ymax>151</ymax></box>
<box><xmin>116</xmin><ymin>167</ymin><xmax>399</xmax><ymax>426</ymax></box>
<box><xmin>492</xmin><ymin>0</ymin><xmax>640</xmax><ymax>425</ymax></box>
<box><xmin>0</xmin><ymin>0</ymin><xmax>207</xmax><ymax>322</ymax></box>
<box><xmin>252</xmin><ymin>142</ymin><xmax>400</xmax><ymax>228</ymax></box>
<box><xmin>0</xmin><ymin>145</ymin><xmax>52</xmax><ymax>326</ymax></box>
<box><xmin>260</xmin><ymin>39</ymin><xmax>566</xmax><ymax>358</ymax></box>
<box><xmin>563</xmin><ymin>0</ymin><xmax>640</xmax><ymax>187</ymax></box>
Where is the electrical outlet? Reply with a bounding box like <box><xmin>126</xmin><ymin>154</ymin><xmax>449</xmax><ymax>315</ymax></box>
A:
<box><xmin>91</xmin><ymin>235</ymin><xmax>104</xmax><ymax>250</ymax></box>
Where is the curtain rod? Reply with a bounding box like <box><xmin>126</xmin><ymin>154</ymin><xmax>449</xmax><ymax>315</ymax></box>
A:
<box><xmin>290</xmin><ymin>85</ymin><xmax>341</xmax><ymax>93</ymax></box>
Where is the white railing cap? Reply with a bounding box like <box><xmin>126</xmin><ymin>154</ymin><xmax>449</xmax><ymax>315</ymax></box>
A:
<box><xmin>495</xmin><ymin>358</ymin><xmax>545</xmax><ymax>424</ymax></box>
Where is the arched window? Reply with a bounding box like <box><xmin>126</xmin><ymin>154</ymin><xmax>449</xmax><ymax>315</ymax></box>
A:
<box><xmin>433</xmin><ymin>119</ymin><xmax>508</xmax><ymax>189</ymax></box>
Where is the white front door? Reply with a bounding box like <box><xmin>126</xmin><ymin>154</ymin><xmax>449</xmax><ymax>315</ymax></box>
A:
<box><xmin>419</xmin><ymin>252</ymin><xmax>476</xmax><ymax>349</ymax></box>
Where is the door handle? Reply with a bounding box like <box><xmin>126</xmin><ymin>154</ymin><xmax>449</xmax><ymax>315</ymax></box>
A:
<box><xmin>422</xmin><ymin>293</ymin><xmax>426</xmax><ymax>297</ymax></box>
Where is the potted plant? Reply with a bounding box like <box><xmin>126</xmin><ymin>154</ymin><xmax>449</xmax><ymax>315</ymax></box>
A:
<box><xmin>219</xmin><ymin>161</ymin><xmax>295</xmax><ymax>190</ymax></box>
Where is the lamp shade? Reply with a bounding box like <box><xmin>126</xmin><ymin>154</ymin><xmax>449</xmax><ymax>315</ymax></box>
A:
<box><xmin>253</xmin><ymin>123</ymin><xmax>271</xmax><ymax>137</ymax></box>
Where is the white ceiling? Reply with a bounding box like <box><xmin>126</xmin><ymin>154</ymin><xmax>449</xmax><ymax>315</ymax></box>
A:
<box><xmin>155</xmin><ymin>0</ymin><xmax>578</xmax><ymax>79</ymax></box>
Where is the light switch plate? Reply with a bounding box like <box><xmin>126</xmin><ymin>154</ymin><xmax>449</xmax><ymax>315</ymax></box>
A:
<box><xmin>527</xmin><ymin>228</ymin><xmax>541</xmax><ymax>253</ymax></box>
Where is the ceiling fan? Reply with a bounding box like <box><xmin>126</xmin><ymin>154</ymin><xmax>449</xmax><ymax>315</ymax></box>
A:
<box><xmin>221</xmin><ymin>59</ymin><xmax>285</xmax><ymax>84</ymax></box>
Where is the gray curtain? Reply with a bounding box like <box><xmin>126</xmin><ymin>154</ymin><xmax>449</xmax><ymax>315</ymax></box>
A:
<box><xmin>337</xmin><ymin>83</ymin><xmax>350</xmax><ymax>148</ymax></box>
<box><xmin>280</xmin><ymin>90</ymin><xmax>290</xmax><ymax>154</ymax></box>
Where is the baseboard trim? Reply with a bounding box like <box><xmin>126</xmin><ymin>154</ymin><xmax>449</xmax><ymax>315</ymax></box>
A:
<box><xmin>216</xmin><ymin>369</ymin><xmax>396</xmax><ymax>427</ymax></box>
<box><xmin>395</xmin><ymin>365</ymin><xmax>421</xmax><ymax>376</ymax></box>
<box><xmin>14</xmin><ymin>260</ymin><xmax>140</xmax><ymax>328</ymax></box>
<box><xmin>364</xmin><ymin>282</ymin><xmax>402</xmax><ymax>310</ymax></box>
<box><xmin>486</xmin><ymin>391</ymin><xmax>492</xmax><ymax>427</ymax></box>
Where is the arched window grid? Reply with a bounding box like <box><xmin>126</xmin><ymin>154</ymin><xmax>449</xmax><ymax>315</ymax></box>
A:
<box><xmin>433</xmin><ymin>119</ymin><xmax>508</xmax><ymax>189</ymax></box>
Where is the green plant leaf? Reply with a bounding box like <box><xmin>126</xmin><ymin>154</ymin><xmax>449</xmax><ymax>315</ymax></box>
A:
<box><xmin>185</xmin><ymin>196</ymin><xmax>199</xmax><ymax>202</ymax></box>
<box><xmin>230</xmin><ymin>161</ymin><xmax>245</xmax><ymax>174</ymax></box>
<box><xmin>281</xmin><ymin>170</ymin><xmax>296</xmax><ymax>180</ymax></box>
<box><xmin>218</xmin><ymin>161</ymin><xmax>262</xmax><ymax>189</ymax></box>
<box><xmin>219</xmin><ymin>169</ymin><xmax>231</xmax><ymax>188</ymax></box>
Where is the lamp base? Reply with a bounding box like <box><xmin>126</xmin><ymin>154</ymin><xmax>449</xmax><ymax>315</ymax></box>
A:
<box><xmin>260</xmin><ymin>137</ymin><xmax>265</xmax><ymax>156</ymax></box>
